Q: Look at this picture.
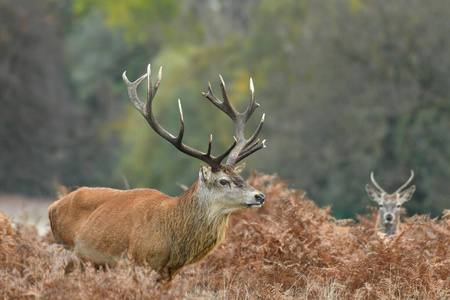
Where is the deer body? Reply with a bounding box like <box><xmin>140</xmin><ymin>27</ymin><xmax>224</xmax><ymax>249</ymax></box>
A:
<box><xmin>49</xmin><ymin>166</ymin><xmax>262</xmax><ymax>276</ymax></box>
<box><xmin>49</xmin><ymin>65</ymin><xmax>266</xmax><ymax>278</ymax></box>
<box><xmin>365</xmin><ymin>171</ymin><xmax>416</xmax><ymax>235</ymax></box>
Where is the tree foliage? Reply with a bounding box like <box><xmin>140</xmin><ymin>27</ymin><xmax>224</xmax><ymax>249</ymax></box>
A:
<box><xmin>1</xmin><ymin>0</ymin><xmax>448</xmax><ymax>218</ymax></box>
<box><xmin>262</xmin><ymin>0</ymin><xmax>450</xmax><ymax>217</ymax></box>
<box><xmin>0</xmin><ymin>0</ymin><xmax>72</xmax><ymax>194</ymax></box>
<box><xmin>72</xmin><ymin>0</ymin><xmax>177</xmax><ymax>45</ymax></box>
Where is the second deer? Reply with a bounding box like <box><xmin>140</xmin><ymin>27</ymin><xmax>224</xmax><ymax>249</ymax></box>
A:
<box><xmin>48</xmin><ymin>64</ymin><xmax>266</xmax><ymax>279</ymax></box>
<box><xmin>365</xmin><ymin>170</ymin><xmax>416</xmax><ymax>235</ymax></box>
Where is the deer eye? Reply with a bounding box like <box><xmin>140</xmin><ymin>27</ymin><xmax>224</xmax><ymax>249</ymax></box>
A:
<box><xmin>219</xmin><ymin>179</ymin><xmax>229</xmax><ymax>186</ymax></box>
<box><xmin>379</xmin><ymin>204</ymin><xmax>383</xmax><ymax>208</ymax></box>
<box><xmin>396</xmin><ymin>204</ymin><xmax>401</xmax><ymax>208</ymax></box>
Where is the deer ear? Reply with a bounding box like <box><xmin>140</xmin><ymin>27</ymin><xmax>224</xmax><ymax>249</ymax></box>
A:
<box><xmin>234</xmin><ymin>163</ymin><xmax>246</xmax><ymax>174</ymax></box>
<box><xmin>200</xmin><ymin>165</ymin><xmax>212</xmax><ymax>182</ymax></box>
<box><xmin>366</xmin><ymin>184</ymin><xmax>382</xmax><ymax>202</ymax></box>
<box><xmin>399</xmin><ymin>185</ymin><xmax>415</xmax><ymax>203</ymax></box>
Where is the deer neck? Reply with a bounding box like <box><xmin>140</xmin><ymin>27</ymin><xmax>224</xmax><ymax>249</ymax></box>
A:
<box><xmin>168</xmin><ymin>181</ymin><xmax>230</xmax><ymax>266</ymax></box>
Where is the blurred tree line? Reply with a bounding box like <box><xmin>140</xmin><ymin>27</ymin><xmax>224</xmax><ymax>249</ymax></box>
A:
<box><xmin>1</xmin><ymin>0</ymin><xmax>448</xmax><ymax>219</ymax></box>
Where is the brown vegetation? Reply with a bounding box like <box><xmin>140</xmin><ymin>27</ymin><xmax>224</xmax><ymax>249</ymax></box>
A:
<box><xmin>1</xmin><ymin>173</ymin><xmax>449</xmax><ymax>299</ymax></box>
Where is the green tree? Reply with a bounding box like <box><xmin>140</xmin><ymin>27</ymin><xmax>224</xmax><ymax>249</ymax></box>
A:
<box><xmin>0</xmin><ymin>0</ymin><xmax>73</xmax><ymax>194</ymax></box>
<box><xmin>253</xmin><ymin>0</ymin><xmax>450</xmax><ymax>218</ymax></box>
<box><xmin>72</xmin><ymin>0</ymin><xmax>177</xmax><ymax>47</ymax></box>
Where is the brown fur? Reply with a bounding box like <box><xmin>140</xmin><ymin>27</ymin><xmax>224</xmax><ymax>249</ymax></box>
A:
<box><xmin>366</xmin><ymin>184</ymin><xmax>415</xmax><ymax>236</ymax></box>
<box><xmin>48</xmin><ymin>165</ymin><xmax>264</xmax><ymax>278</ymax></box>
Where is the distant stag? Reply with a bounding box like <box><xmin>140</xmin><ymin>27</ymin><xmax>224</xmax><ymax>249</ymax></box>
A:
<box><xmin>365</xmin><ymin>170</ymin><xmax>416</xmax><ymax>235</ymax></box>
<box><xmin>48</xmin><ymin>64</ymin><xmax>266</xmax><ymax>279</ymax></box>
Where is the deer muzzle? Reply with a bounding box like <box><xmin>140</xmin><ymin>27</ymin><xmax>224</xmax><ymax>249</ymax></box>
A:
<box><xmin>246</xmin><ymin>192</ymin><xmax>265</xmax><ymax>208</ymax></box>
<box><xmin>384</xmin><ymin>213</ymin><xmax>395</xmax><ymax>224</ymax></box>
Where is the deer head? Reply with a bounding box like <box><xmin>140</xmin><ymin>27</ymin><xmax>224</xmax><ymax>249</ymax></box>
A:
<box><xmin>365</xmin><ymin>170</ymin><xmax>416</xmax><ymax>235</ymax></box>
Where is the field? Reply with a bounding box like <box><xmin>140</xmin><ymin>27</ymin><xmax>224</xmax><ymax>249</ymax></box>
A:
<box><xmin>1</xmin><ymin>172</ymin><xmax>449</xmax><ymax>299</ymax></box>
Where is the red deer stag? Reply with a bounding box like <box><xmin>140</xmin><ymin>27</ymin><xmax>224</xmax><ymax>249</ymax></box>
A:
<box><xmin>365</xmin><ymin>170</ymin><xmax>416</xmax><ymax>235</ymax></box>
<box><xmin>48</xmin><ymin>64</ymin><xmax>266</xmax><ymax>279</ymax></box>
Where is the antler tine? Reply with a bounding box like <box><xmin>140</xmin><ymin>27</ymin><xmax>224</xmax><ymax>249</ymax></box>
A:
<box><xmin>202</xmin><ymin>75</ymin><xmax>265</xmax><ymax>166</ymax></box>
<box><xmin>233</xmin><ymin>139</ymin><xmax>266</xmax><ymax>165</ymax></box>
<box><xmin>175</xmin><ymin>99</ymin><xmax>185</xmax><ymax>145</ymax></box>
<box><xmin>145</xmin><ymin>65</ymin><xmax>163</xmax><ymax>114</ymax></box>
<box><xmin>123</xmin><ymin>64</ymin><xmax>236</xmax><ymax>171</ymax></box>
<box><xmin>395</xmin><ymin>170</ymin><xmax>414</xmax><ymax>194</ymax></box>
<box><xmin>202</xmin><ymin>76</ymin><xmax>237</xmax><ymax>120</ymax></box>
<box><xmin>218</xmin><ymin>75</ymin><xmax>239</xmax><ymax>119</ymax></box>
<box><xmin>227</xmin><ymin>78</ymin><xmax>265</xmax><ymax>165</ymax></box>
<box><xmin>370</xmin><ymin>172</ymin><xmax>387</xmax><ymax>194</ymax></box>
<box><xmin>122</xmin><ymin>70</ymin><xmax>148</xmax><ymax>115</ymax></box>
<box><xmin>242</xmin><ymin>78</ymin><xmax>260</xmax><ymax>122</ymax></box>
<box><xmin>123</xmin><ymin>64</ymin><xmax>174</xmax><ymax>141</ymax></box>
<box><xmin>242</xmin><ymin>112</ymin><xmax>265</xmax><ymax>148</ymax></box>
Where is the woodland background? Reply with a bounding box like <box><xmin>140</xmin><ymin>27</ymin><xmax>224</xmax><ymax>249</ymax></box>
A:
<box><xmin>1</xmin><ymin>0</ymin><xmax>449</xmax><ymax>219</ymax></box>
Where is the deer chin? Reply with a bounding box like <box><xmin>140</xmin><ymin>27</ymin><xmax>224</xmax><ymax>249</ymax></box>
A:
<box><xmin>245</xmin><ymin>202</ymin><xmax>263</xmax><ymax>208</ymax></box>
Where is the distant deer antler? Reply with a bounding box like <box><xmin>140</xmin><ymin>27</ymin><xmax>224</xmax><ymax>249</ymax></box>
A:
<box><xmin>370</xmin><ymin>170</ymin><xmax>414</xmax><ymax>194</ymax></box>
<box><xmin>202</xmin><ymin>75</ymin><xmax>266</xmax><ymax>166</ymax></box>
<box><xmin>370</xmin><ymin>172</ymin><xmax>387</xmax><ymax>193</ymax></box>
<box><xmin>394</xmin><ymin>170</ymin><xmax>414</xmax><ymax>194</ymax></box>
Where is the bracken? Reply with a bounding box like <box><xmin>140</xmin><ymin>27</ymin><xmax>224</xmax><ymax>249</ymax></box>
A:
<box><xmin>1</xmin><ymin>172</ymin><xmax>449</xmax><ymax>299</ymax></box>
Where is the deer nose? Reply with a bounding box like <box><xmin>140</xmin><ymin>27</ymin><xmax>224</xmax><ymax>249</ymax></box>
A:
<box><xmin>255</xmin><ymin>193</ymin><xmax>265</xmax><ymax>204</ymax></box>
<box><xmin>385</xmin><ymin>213</ymin><xmax>394</xmax><ymax>222</ymax></box>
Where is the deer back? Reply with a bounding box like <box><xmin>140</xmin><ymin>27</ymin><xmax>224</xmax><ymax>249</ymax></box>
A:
<box><xmin>49</xmin><ymin>188</ymin><xmax>170</xmax><ymax>251</ymax></box>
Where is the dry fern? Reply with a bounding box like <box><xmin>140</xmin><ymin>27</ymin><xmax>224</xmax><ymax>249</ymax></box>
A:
<box><xmin>1</xmin><ymin>173</ymin><xmax>449</xmax><ymax>299</ymax></box>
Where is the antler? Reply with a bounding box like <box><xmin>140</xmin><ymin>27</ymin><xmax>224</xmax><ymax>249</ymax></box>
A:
<box><xmin>395</xmin><ymin>170</ymin><xmax>414</xmax><ymax>194</ymax></box>
<box><xmin>202</xmin><ymin>75</ymin><xmax>266</xmax><ymax>166</ymax></box>
<box><xmin>370</xmin><ymin>170</ymin><xmax>414</xmax><ymax>194</ymax></box>
<box><xmin>370</xmin><ymin>171</ymin><xmax>387</xmax><ymax>194</ymax></box>
<box><xmin>122</xmin><ymin>64</ymin><xmax>236</xmax><ymax>171</ymax></box>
